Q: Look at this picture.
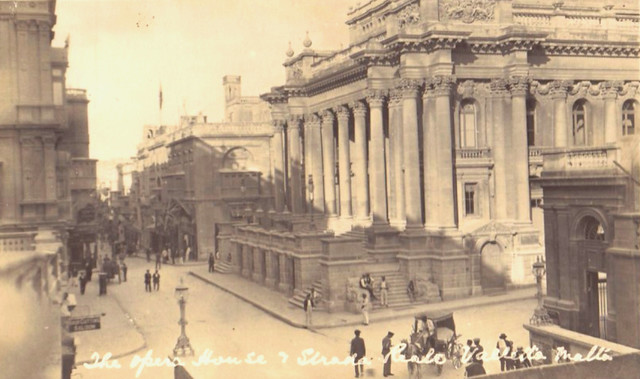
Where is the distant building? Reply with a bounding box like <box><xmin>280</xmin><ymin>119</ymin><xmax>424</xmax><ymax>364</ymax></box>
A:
<box><xmin>129</xmin><ymin>76</ymin><xmax>275</xmax><ymax>260</ymax></box>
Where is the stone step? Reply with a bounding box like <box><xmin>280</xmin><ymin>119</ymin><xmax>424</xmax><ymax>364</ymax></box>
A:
<box><xmin>214</xmin><ymin>261</ymin><xmax>234</xmax><ymax>274</ymax></box>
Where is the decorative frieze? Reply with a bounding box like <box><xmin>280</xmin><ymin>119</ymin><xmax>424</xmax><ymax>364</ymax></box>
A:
<box><xmin>439</xmin><ymin>0</ymin><xmax>496</xmax><ymax>24</ymax></box>
<box><xmin>489</xmin><ymin>78</ymin><xmax>509</xmax><ymax>96</ymax></box>
<box><xmin>427</xmin><ymin>75</ymin><xmax>456</xmax><ymax>96</ymax></box>
<box><xmin>397</xmin><ymin>2</ymin><xmax>421</xmax><ymax>29</ymax></box>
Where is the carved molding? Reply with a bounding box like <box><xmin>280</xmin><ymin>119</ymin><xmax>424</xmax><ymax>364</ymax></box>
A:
<box><xmin>399</xmin><ymin>78</ymin><xmax>423</xmax><ymax>98</ymax></box>
<box><xmin>389</xmin><ymin>87</ymin><xmax>403</xmax><ymax>105</ymax></box>
<box><xmin>426</xmin><ymin>75</ymin><xmax>456</xmax><ymax>96</ymax></box>
<box><xmin>287</xmin><ymin>114</ymin><xmax>303</xmax><ymax>128</ymax></box>
<box><xmin>320</xmin><ymin>109</ymin><xmax>335</xmax><ymax>123</ymax></box>
<box><xmin>508</xmin><ymin>76</ymin><xmax>531</xmax><ymax>96</ymax></box>
<box><xmin>439</xmin><ymin>0</ymin><xmax>496</xmax><ymax>24</ymax></box>
<box><xmin>397</xmin><ymin>2</ymin><xmax>421</xmax><ymax>29</ymax></box>
<box><xmin>542</xmin><ymin>43</ymin><xmax>640</xmax><ymax>58</ymax></box>
<box><xmin>305</xmin><ymin>113</ymin><xmax>321</xmax><ymax>125</ymax></box>
<box><xmin>272</xmin><ymin>120</ymin><xmax>286</xmax><ymax>132</ymax></box>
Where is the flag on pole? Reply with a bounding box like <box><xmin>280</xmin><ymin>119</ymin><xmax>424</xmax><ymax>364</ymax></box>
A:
<box><xmin>159</xmin><ymin>83</ymin><xmax>163</xmax><ymax>111</ymax></box>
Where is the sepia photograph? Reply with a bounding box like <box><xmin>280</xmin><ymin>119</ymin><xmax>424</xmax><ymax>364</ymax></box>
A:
<box><xmin>1</xmin><ymin>0</ymin><xmax>639</xmax><ymax>378</ymax></box>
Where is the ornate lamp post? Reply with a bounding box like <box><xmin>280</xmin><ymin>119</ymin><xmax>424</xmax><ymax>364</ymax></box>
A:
<box><xmin>307</xmin><ymin>175</ymin><xmax>315</xmax><ymax>228</ymax></box>
<box><xmin>173</xmin><ymin>277</ymin><xmax>194</xmax><ymax>356</ymax></box>
<box><xmin>530</xmin><ymin>256</ymin><xmax>554</xmax><ymax>325</ymax></box>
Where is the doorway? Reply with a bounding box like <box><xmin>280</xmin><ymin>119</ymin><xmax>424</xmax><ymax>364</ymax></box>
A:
<box><xmin>480</xmin><ymin>242</ymin><xmax>505</xmax><ymax>291</ymax></box>
<box><xmin>586</xmin><ymin>271</ymin><xmax>608</xmax><ymax>339</ymax></box>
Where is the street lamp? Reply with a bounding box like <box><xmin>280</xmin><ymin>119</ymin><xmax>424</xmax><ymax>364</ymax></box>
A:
<box><xmin>530</xmin><ymin>256</ymin><xmax>554</xmax><ymax>325</ymax></box>
<box><xmin>307</xmin><ymin>175</ymin><xmax>315</xmax><ymax>229</ymax></box>
<box><xmin>173</xmin><ymin>277</ymin><xmax>194</xmax><ymax>356</ymax></box>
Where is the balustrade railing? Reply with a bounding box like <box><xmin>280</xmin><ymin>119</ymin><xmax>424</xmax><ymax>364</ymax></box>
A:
<box><xmin>542</xmin><ymin>146</ymin><xmax>620</xmax><ymax>173</ymax></box>
<box><xmin>456</xmin><ymin>147</ymin><xmax>491</xmax><ymax>159</ymax></box>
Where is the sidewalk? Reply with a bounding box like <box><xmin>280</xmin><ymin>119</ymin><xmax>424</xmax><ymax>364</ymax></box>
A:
<box><xmin>189</xmin><ymin>265</ymin><xmax>536</xmax><ymax>330</ymax></box>
<box><xmin>129</xmin><ymin>252</ymin><xmax>208</xmax><ymax>267</ymax></box>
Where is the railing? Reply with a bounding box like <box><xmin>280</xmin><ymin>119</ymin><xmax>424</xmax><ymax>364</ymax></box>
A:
<box><xmin>456</xmin><ymin>147</ymin><xmax>491</xmax><ymax>159</ymax></box>
<box><xmin>542</xmin><ymin>146</ymin><xmax>620</xmax><ymax>173</ymax></box>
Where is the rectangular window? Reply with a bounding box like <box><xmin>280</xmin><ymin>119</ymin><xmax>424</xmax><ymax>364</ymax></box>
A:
<box><xmin>461</xmin><ymin>113</ymin><xmax>476</xmax><ymax>147</ymax></box>
<box><xmin>526</xmin><ymin>112</ymin><xmax>535</xmax><ymax>146</ymax></box>
<box><xmin>464</xmin><ymin>183</ymin><xmax>477</xmax><ymax>216</ymax></box>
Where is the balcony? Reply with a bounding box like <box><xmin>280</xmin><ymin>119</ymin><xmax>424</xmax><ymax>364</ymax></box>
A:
<box><xmin>456</xmin><ymin>147</ymin><xmax>491</xmax><ymax>159</ymax></box>
<box><xmin>542</xmin><ymin>146</ymin><xmax>621</xmax><ymax>178</ymax></box>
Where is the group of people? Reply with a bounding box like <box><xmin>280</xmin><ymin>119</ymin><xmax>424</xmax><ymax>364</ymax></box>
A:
<box><xmin>145</xmin><ymin>245</ymin><xmax>191</xmax><ymax>267</ymax></box>
<box><xmin>349</xmin><ymin>329</ymin><xmax>396</xmax><ymax>378</ymax></box>
<box><xmin>144</xmin><ymin>269</ymin><xmax>161</xmax><ymax>292</ymax></box>
<box><xmin>359</xmin><ymin>273</ymin><xmax>390</xmax><ymax>308</ymax></box>
<box><xmin>463</xmin><ymin>333</ymin><xmax>532</xmax><ymax>377</ymax></box>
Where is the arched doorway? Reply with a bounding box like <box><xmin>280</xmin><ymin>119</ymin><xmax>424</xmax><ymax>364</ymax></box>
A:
<box><xmin>480</xmin><ymin>242</ymin><xmax>505</xmax><ymax>291</ymax></box>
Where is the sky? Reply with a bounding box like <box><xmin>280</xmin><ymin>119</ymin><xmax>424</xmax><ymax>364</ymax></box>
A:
<box><xmin>53</xmin><ymin>0</ymin><xmax>351</xmax><ymax>161</ymax></box>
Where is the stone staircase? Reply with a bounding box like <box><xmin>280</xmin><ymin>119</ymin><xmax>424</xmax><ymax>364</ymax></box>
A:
<box><xmin>288</xmin><ymin>280</ymin><xmax>327</xmax><ymax>310</ymax></box>
<box><xmin>214</xmin><ymin>260</ymin><xmax>234</xmax><ymax>274</ymax></box>
<box><xmin>368</xmin><ymin>271</ymin><xmax>413</xmax><ymax>309</ymax></box>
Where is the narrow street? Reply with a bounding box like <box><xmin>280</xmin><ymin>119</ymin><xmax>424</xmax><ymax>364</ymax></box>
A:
<box><xmin>73</xmin><ymin>255</ymin><xmax>536</xmax><ymax>379</ymax></box>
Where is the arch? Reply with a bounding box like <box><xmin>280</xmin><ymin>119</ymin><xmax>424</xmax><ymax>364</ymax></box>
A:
<box><xmin>622</xmin><ymin>99</ymin><xmax>638</xmax><ymax>136</ymax></box>
<box><xmin>571</xmin><ymin>208</ymin><xmax>610</xmax><ymax>242</ymax></box>
<box><xmin>478</xmin><ymin>240</ymin><xmax>505</xmax><ymax>289</ymax></box>
<box><xmin>572</xmin><ymin>99</ymin><xmax>590</xmax><ymax>146</ymax></box>
<box><xmin>459</xmin><ymin>98</ymin><xmax>478</xmax><ymax>147</ymax></box>
<box><xmin>222</xmin><ymin>147</ymin><xmax>253</xmax><ymax>170</ymax></box>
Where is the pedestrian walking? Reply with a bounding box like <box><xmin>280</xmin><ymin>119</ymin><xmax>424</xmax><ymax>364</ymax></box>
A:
<box><xmin>303</xmin><ymin>293</ymin><xmax>314</xmax><ymax>328</ymax></box>
<box><xmin>360</xmin><ymin>293</ymin><xmax>369</xmax><ymax>326</ymax></box>
<box><xmin>407</xmin><ymin>280</ymin><xmax>416</xmax><ymax>302</ymax></box>
<box><xmin>146</xmin><ymin>247</ymin><xmax>151</xmax><ymax>262</ymax></box>
<box><xmin>350</xmin><ymin>329</ymin><xmax>366</xmax><ymax>378</ymax></box>
<box><xmin>208</xmin><ymin>252</ymin><xmax>215</xmax><ymax>273</ymax></box>
<box><xmin>497</xmin><ymin>333</ymin><xmax>509</xmax><ymax>371</ymax></box>
<box><xmin>144</xmin><ymin>269</ymin><xmax>152</xmax><ymax>292</ymax></box>
<box><xmin>121</xmin><ymin>262</ymin><xmax>128</xmax><ymax>282</ymax></box>
<box><xmin>382</xmin><ymin>331</ymin><xmax>394</xmax><ymax>377</ymax></box>
<box><xmin>153</xmin><ymin>270</ymin><xmax>160</xmax><ymax>291</ymax></box>
<box><xmin>380</xmin><ymin>276</ymin><xmax>389</xmax><ymax>307</ymax></box>
<box><xmin>78</xmin><ymin>270</ymin><xmax>87</xmax><ymax>295</ymax></box>
<box><xmin>155</xmin><ymin>251</ymin><xmax>162</xmax><ymax>270</ymax></box>
<box><xmin>473</xmin><ymin>338</ymin><xmax>484</xmax><ymax>366</ymax></box>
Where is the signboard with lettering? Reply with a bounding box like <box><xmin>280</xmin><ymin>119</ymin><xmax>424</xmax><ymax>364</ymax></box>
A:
<box><xmin>66</xmin><ymin>315</ymin><xmax>101</xmax><ymax>332</ymax></box>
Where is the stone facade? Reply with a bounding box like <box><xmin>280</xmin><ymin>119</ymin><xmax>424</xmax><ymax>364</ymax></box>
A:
<box><xmin>0</xmin><ymin>0</ymin><xmax>97</xmax><ymax>269</ymax></box>
<box><xmin>225</xmin><ymin>0</ymin><xmax>639</xmax><ymax>311</ymax></box>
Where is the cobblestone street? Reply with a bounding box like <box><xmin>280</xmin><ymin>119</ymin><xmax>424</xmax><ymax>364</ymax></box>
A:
<box><xmin>71</xmin><ymin>256</ymin><xmax>536</xmax><ymax>379</ymax></box>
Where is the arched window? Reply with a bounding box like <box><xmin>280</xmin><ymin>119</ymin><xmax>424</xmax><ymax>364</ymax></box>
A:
<box><xmin>460</xmin><ymin>100</ymin><xmax>477</xmax><ymax>148</ymax></box>
<box><xmin>526</xmin><ymin>99</ymin><xmax>537</xmax><ymax>146</ymax></box>
<box><xmin>583</xmin><ymin>216</ymin><xmax>605</xmax><ymax>241</ymax></box>
<box><xmin>622</xmin><ymin>99</ymin><xmax>637</xmax><ymax>136</ymax></box>
<box><xmin>572</xmin><ymin>100</ymin><xmax>588</xmax><ymax>146</ymax></box>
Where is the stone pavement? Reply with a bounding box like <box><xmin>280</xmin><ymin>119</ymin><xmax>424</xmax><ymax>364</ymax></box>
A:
<box><xmin>189</xmin><ymin>265</ymin><xmax>536</xmax><ymax>330</ymax></box>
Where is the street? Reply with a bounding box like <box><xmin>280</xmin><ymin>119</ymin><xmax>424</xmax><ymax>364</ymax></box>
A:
<box><xmin>72</xmin><ymin>256</ymin><xmax>536</xmax><ymax>379</ymax></box>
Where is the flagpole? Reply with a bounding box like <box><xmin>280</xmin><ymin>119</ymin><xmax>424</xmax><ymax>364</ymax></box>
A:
<box><xmin>159</xmin><ymin>82</ymin><xmax>163</xmax><ymax>126</ymax></box>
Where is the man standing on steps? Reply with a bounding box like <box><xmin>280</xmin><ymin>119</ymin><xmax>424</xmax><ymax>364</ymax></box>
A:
<box><xmin>380</xmin><ymin>276</ymin><xmax>389</xmax><ymax>307</ymax></box>
<box><xmin>382</xmin><ymin>331</ymin><xmax>394</xmax><ymax>377</ymax></box>
<box><xmin>303</xmin><ymin>293</ymin><xmax>314</xmax><ymax>328</ymax></box>
<box><xmin>144</xmin><ymin>269</ymin><xmax>152</xmax><ymax>292</ymax></box>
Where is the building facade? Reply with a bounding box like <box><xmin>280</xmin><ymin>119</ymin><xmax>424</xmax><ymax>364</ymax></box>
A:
<box><xmin>223</xmin><ymin>0</ymin><xmax>639</xmax><ymax>311</ymax></box>
<box><xmin>129</xmin><ymin>77</ymin><xmax>275</xmax><ymax>260</ymax></box>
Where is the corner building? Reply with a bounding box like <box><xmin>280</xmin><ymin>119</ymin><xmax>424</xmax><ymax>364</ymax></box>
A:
<box><xmin>228</xmin><ymin>0</ymin><xmax>640</xmax><ymax>310</ymax></box>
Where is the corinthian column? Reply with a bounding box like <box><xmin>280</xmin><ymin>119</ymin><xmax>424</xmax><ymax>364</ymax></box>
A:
<box><xmin>429</xmin><ymin>76</ymin><xmax>457</xmax><ymax>228</ymax></box>
<box><xmin>288</xmin><ymin>115</ymin><xmax>303</xmax><ymax>213</ymax></box>
<box><xmin>550</xmin><ymin>81</ymin><xmax>570</xmax><ymax>147</ymax></box>
<box><xmin>335</xmin><ymin>106</ymin><xmax>352</xmax><ymax>218</ymax></box>
<box><xmin>271</xmin><ymin>120</ymin><xmax>286</xmax><ymax>212</ymax></box>
<box><xmin>306</xmin><ymin>114</ymin><xmax>324</xmax><ymax>213</ymax></box>
<box><xmin>400</xmin><ymin>78</ymin><xmax>423</xmax><ymax>230</ymax></box>
<box><xmin>490</xmin><ymin>78</ymin><xmax>510</xmax><ymax>220</ymax></box>
<box><xmin>509</xmin><ymin>76</ymin><xmax>532</xmax><ymax>223</ymax></box>
<box><xmin>389</xmin><ymin>88</ymin><xmax>405</xmax><ymax>226</ymax></box>
<box><xmin>366</xmin><ymin>90</ymin><xmax>388</xmax><ymax>225</ymax></box>
<box><xmin>423</xmin><ymin>86</ymin><xmax>437</xmax><ymax>227</ymax></box>
<box><xmin>321</xmin><ymin>110</ymin><xmax>337</xmax><ymax>215</ymax></box>
<box><xmin>351</xmin><ymin>101</ymin><xmax>369</xmax><ymax>222</ymax></box>
<box><xmin>602</xmin><ymin>82</ymin><xmax>621</xmax><ymax>144</ymax></box>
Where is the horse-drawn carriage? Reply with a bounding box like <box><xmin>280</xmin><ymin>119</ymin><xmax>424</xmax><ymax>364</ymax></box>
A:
<box><xmin>404</xmin><ymin>310</ymin><xmax>463</xmax><ymax>377</ymax></box>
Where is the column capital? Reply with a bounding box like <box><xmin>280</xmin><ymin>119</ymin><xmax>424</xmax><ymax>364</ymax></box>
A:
<box><xmin>489</xmin><ymin>78</ymin><xmax>510</xmax><ymax>96</ymax></box>
<box><xmin>288</xmin><ymin>114</ymin><xmax>303</xmax><ymax>129</ymax></box>
<box><xmin>272</xmin><ymin>119</ymin><xmax>286</xmax><ymax>132</ymax></box>
<box><xmin>549</xmin><ymin>80</ymin><xmax>573</xmax><ymax>99</ymax></box>
<box><xmin>320</xmin><ymin>109</ymin><xmax>335</xmax><ymax>123</ymax></box>
<box><xmin>351</xmin><ymin>100</ymin><xmax>367</xmax><ymax>116</ymax></box>
<box><xmin>426</xmin><ymin>75</ymin><xmax>456</xmax><ymax>96</ymax></box>
<box><xmin>335</xmin><ymin>105</ymin><xmax>350</xmax><ymax>121</ymax></box>
<box><xmin>305</xmin><ymin>113</ymin><xmax>321</xmax><ymax>126</ymax></box>
<box><xmin>365</xmin><ymin>89</ymin><xmax>387</xmax><ymax>107</ymax></box>
<box><xmin>600</xmin><ymin>81</ymin><xmax>623</xmax><ymax>99</ymax></box>
<box><xmin>508</xmin><ymin>76</ymin><xmax>531</xmax><ymax>96</ymax></box>
<box><xmin>389</xmin><ymin>87</ymin><xmax>403</xmax><ymax>106</ymax></box>
<box><xmin>399</xmin><ymin>78</ymin><xmax>423</xmax><ymax>98</ymax></box>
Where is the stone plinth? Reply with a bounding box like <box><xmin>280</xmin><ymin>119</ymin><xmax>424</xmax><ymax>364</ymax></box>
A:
<box><xmin>319</xmin><ymin>237</ymin><xmax>367</xmax><ymax>313</ymax></box>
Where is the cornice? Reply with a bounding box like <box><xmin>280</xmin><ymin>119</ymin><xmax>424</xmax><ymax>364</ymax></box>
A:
<box><xmin>541</xmin><ymin>40</ymin><xmax>640</xmax><ymax>57</ymax></box>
